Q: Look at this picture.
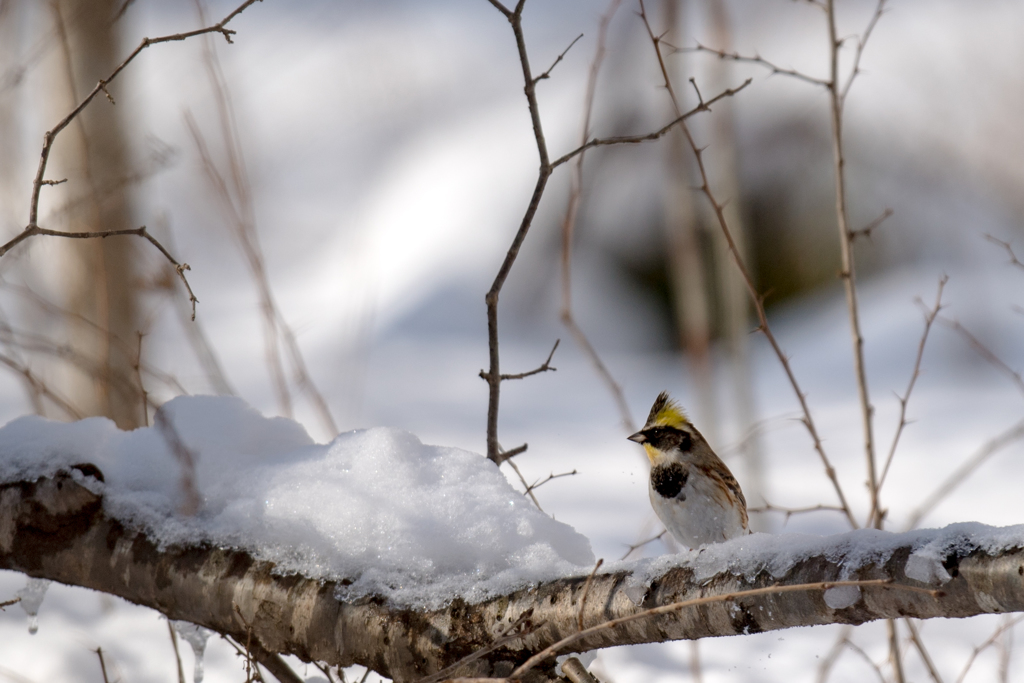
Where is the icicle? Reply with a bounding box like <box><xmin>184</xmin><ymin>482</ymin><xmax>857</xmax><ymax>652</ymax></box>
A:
<box><xmin>171</xmin><ymin>620</ymin><xmax>214</xmax><ymax>683</ymax></box>
<box><xmin>15</xmin><ymin>577</ymin><xmax>51</xmax><ymax>635</ymax></box>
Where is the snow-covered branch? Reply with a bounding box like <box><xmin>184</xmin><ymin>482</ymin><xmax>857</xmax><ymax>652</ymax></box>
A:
<box><xmin>2</xmin><ymin>471</ymin><xmax>1022</xmax><ymax>682</ymax></box>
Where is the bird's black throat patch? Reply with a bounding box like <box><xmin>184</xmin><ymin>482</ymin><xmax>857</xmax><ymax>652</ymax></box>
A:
<box><xmin>651</xmin><ymin>462</ymin><xmax>688</xmax><ymax>499</ymax></box>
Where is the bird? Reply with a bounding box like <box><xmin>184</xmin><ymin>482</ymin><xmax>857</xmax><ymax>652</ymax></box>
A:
<box><xmin>628</xmin><ymin>392</ymin><xmax>748</xmax><ymax>548</ymax></box>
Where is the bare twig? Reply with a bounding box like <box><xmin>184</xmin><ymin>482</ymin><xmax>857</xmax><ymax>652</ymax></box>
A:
<box><xmin>886</xmin><ymin>618</ymin><xmax>907</xmax><ymax>683</ymax></box>
<box><xmin>688</xmin><ymin>0</ymin><xmax>890</xmax><ymax>533</ymax></box>
<box><xmin>558</xmin><ymin>0</ymin><xmax>634</xmax><ymax>435</ymax></box>
<box><xmin>558</xmin><ymin>68</ymin><xmax>630</xmax><ymax>448</ymax></box>
<box><xmin>985</xmin><ymin>234</ymin><xmax>1024</xmax><ymax>271</ymax></box>
<box><xmin>823</xmin><ymin>0</ymin><xmax>883</xmax><ymax>533</ymax></box>
<box><xmin>850</xmin><ymin>208</ymin><xmax>894</xmax><ymax>242</ymax></box>
<box><xmin>0</xmin><ymin>351</ymin><xmax>82</xmax><ymax>420</ymax></box>
<box><xmin>684</xmin><ymin>42</ymin><xmax>829</xmax><ymax>87</ymax></box>
<box><xmin>22</xmin><ymin>0</ymin><xmax>260</xmax><ymax>235</ymax></box>
<box><xmin>510</xmin><ymin>579</ymin><xmax>937</xmax><ymax>678</ymax></box>
<box><xmin>186</xmin><ymin>23</ymin><xmax>337</xmax><ymax>435</ymax></box>
<box><xmin>168</xmin><ymin>620</ymin><xmax>187</xmax><ymax>683</ymax></box>
<box><xmin>96</xmin><ymin>648</ymin><xmax>111</xmax><ymax>683</ymax></box>
<box><xmin>816</xmin><ymin>625</ymin><xmax>853</xmax><ymax>683</ymax></box>
<box><xmin>904</xmin><ymin>619</ymin><xmax>945</xmax><ymax>683</ymax></box>
<box><xmin>482</xmin><ymin>1</ymin><xmax>747</xmax><ymax>463</ymax></box>
<box><xmin>619</xmin><ymin>529</ymin><xmax>666</xmax><ymax>560</ymax></box>
<box><xmin>838</xmin><ymin>0</ymin><xmax>889</xmax><ymax>105</ymax></box>
<box><xmin>907</xmin><ymin>417</ymin><xmax>1024</xmax><ymax>529</ymax></box>
<box><xmin>876</xmin><ymin>277</ymin><xmax>947</xmax><ymax>502</ymax></box>
<box><xmin>748</xmin><ymin>501</ymin><xmax>849</xmax><ymax>523</ymax></box>
<box><xmin>843</xmin><ymin>638</ymin><xmax>888</xmax><ymax>683</ymax></box>
<box><xmin>637</xmin><ymin>2</ymin><xmax>856</xmax><ymax>528</ymax></box>
<box><xmin>533</xmin><ymin>33</ymin><xmax>583</xmax><ymax>84</ymax></box>
<box><xmin>504</xmin><ymin>456</ymin><xmax>542</xmax><ymax>511</ymax></box>
<box><xmin>483</xmin><ymin>339</ymin><xmax>559</xmax><ymax>381</ymax></box>
<box><xmin>577</xmin><ymin>559</ymin><xmax>604</xmax><ymax>631</ymax></box>
<box><xmin>0</xmin><ymin>225</ymin><xmax>198</xmax><ymax>319</ymax></box>
<box><xmin>938</xmin><ymin>316</ymin><xmax>1024</xmax><ymax>397</ymax></box>
<box><xmin>0</xmin><ymin>323</ymin><xmax>158</xmax><ymax>414</ymax></box>
<box><xmin>135</xmin><ymin>332</ymin><xmax>149</xmax><ymax>427</ymax></box>
<box><xmin>155</xmin><ymin>407</ymin><xmax>202</xmax><ymax>516</ymax></box>
<box><xmin>549</xmin><ymin>79</ymin><xmax>752</xmax><ymax>169</ymax></box>
<box><xmin>955</xmin><ymin>615</ymin><xmax>1024</xmax><ymax>683</ymax></box>
<box><xmin>998</xmin><ymin>614</ymin><xmax>1015</xmax><ymax>683</ymax></box>
<box><xmin>525</xmin><ymin>469</ymin><xmax>577</xmax><ymax>496</ymax></box>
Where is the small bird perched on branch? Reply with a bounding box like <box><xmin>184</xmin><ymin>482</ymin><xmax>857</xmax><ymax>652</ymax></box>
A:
<box><xmin>628</xmin><ymin>392</ymin><xmax>748</xmax><ymax>548</ymax></box>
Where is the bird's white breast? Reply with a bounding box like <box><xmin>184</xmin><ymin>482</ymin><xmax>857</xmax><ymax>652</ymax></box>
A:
<box><xmin>649</xmin><ymin>470</ymin><xmax>746</xmax><ymax>548</ymax></box>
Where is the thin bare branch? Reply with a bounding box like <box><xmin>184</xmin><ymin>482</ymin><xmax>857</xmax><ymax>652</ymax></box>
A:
<box><xmin>0</xmin><ymin>225</ymin><xmax>198</xmax><ymax>319</ymax></box>
<box><xmin>876</xmin><ymin>277</ymin><xmax>947</xmax><ymax>501</ymax></box>
<box><xmin>816</xmin><ymin>626</ymin><xmax>853</xmax><ymax>683</ymax></box>
<box><xmin>186</xmin><ymin>25</ymin><xmax>337</xmax><ymax>435</ymax></box>
<box><xmin>155</xmin><ymin>407</ymin><xmax>201</xmax><ymax>516</ymax></box>
<box><xmin>749</xmin><ymin>501</ymin><xmax>849</xmax><ymax>524</ymax></box>
<box><xmin>578</xmin><ymin>559</ymin><xmax>604</xmax><ymax>632</ymax></box>
<box><xmin>504</xmin><ymin>456</ymin><xmax>542</xmax><ymax>511</ymax></box>
<box><xmin>637</xmin><ymin>4</ymin><xmax>856</xmax><ymax>528</ymax></box>
<box><xmin>904</xmin><ymin>619</ymin><xmax>945</xmax><ymax>683</ymax></box>
<box><xmin>619</xmin><ymin>529</ymin><xmax>667</xmax><ymax>561</ymax></box>
<box><xmin>25</xmin><ymin>0</ymin><xmax>261</xmax><ymax>230</ymax></box>
<box><xmin>525</xmin><ymin>469</ymin><xmax>577</xmax><ymax>496</ymax></box>
<box><xmin>907</xmin><ymin>417</ymin><xmax>1024</xmax><ymax>529</ymax></box>
<box><xmin>998</xmin><ymin>614</ymin><xmax>1015</xmax><ymax>683</ymax></box>
<box><xmin>534</xmin><ymin>33</ymin><xmax>583</xmax><ymax>84</ymax></box>
<box><xmin>986</xmin><ymin>234</ymin><xmax>1024</xmax><ymax>271</ymax></box>
<box><xmin>850</xmin><ymin>207</ymin><xmax>893</xmax><ymax>242</ymax></box>
<box><xmin>887</xmin><ymin>618</ymin><xmax>907</xmax><ymax>683</ymax></box>
<box><xmin>556</xmin><ymin>0</ymin><xmax>642</xmax><ymax>437</ymax></box>
<box><xmin>483</xmin><ymin>0</ymin><xmax>742</xmax><ymax>463</ymax></box>
<box><xmin>483</xmin><ymin>339</ymin><xmax>559</xmax><ymax>381</ymax></box>
<box><xmin>843</xmin><ymin>638</ymin><xmax>888</xmax><ymax>683</ymax></box>
<box><xmin>824</xmin><ymin>0</ymin><xmax>880</xmax><ymax>532</ymax></box>
<box><xmin>685</xmin><ymin>43</ymin><xmax>829</xmax><ymax>87</ymax></box>
<box><xmin>937</xmin><ymin>316</ymin><xmax>1024</xmax><ymax>397</ymax></box>
<box><xmin>955</xmin><ymin>615</ymin><xmax>1024</xmax><ymax>683</ymax></box>
<box><xmin>839</xmin><ymin>0</ymin><xmax>888</xmax><ymax>105</ymax></box>
<box><xmin>0</xmin><ymin>351</ymin><xmax>83</xmax><ymax>420</ymax></box>
<box><xmin>549</xmin><ymin>79</ymin><xmax>752</xmax><ymax>169</ymax></box>
<box><xmin>169</xmin><ymin>620</ymin><xmax>187</xmax><ymax>683</ymax></box>
<box><xmin>95</xmin><ymin>648</ymin><xmax>111</xmax><ymax>683</ymax></box>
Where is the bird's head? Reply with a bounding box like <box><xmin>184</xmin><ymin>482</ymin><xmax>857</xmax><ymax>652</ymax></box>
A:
<box><xmin>627</xmin><ymin>392</ymin><xmax>694</xmax><ymax>464</ymax></box>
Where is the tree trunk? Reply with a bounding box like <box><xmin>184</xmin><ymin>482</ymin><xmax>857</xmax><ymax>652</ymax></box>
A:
<box><xmin>50</xmin><ymin>0</ymin><xmax>143</xmax><ymax>429</ymax></box>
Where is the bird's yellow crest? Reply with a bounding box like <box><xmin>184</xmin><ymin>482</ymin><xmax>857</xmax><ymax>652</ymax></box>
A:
<box><xmin>646</xmin><ymin>391</ymin><xmax>689</xmax><ymax>429</ymax></box>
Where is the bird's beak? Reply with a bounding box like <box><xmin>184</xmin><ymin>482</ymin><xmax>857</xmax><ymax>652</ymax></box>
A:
<box><xmin>627</xmin><ymin>431</ymin><xmax>647</xmax><ymax>444</ymax></box>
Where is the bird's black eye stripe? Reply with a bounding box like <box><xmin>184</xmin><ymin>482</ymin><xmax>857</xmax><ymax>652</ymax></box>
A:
<box><xmin>642</xmin><ymin>426</ymin><xmax>692</xmax><ymax>452</ymax></box>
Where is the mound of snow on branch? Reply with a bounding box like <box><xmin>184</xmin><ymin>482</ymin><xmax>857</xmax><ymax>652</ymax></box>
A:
<box><xmin>0</xmin><ymin>396</ymin><xmax>594</xmax><ymax>608</ymax></box>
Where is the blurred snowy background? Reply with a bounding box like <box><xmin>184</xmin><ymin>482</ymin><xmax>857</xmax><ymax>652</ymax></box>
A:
<box><xmin>1</xmin><ymin>0</ymin><xmax>1024</xmax><ymax>681</ymax></box>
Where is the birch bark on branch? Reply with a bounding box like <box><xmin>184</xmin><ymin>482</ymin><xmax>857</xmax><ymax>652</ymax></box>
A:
<box><xmin>2</xmin><ymin>473</ymin><xmax>1023</xmax><ymax>682</ymax></box>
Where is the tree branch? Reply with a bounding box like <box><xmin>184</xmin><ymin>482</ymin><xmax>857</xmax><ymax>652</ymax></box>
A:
<box><xmin>3</xmin><ymin>473</ymin><xmax>1024</xmax><ymax>683</ymax></box>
